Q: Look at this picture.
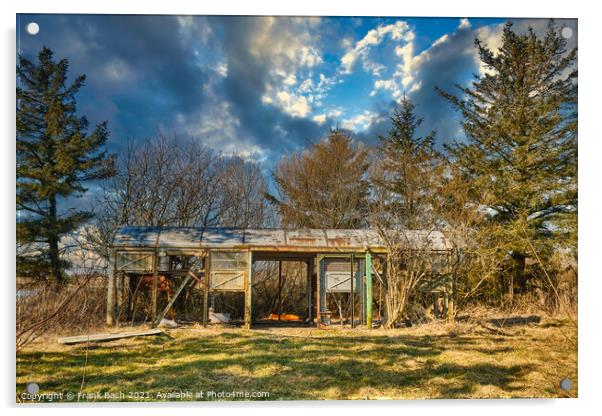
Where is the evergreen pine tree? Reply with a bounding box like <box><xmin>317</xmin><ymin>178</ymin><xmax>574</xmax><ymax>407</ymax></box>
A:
<box><xmin>372</xmin><ymin>96</ymin><xmax>442</xmax><ymax>230</ymax></box>
<box><xmin>438</xmin><ymin>22</ymin><xmax>577</xmax><ymax>297</ymax></box>
<box><xmin>17</xmin><ymin>47</ymin><xmax>115</xmax><ymax>284</ymax></box>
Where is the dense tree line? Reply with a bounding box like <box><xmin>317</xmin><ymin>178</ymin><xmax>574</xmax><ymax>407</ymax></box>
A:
<box><xmin>17</xmin><ymin>22</ymin><xmax>577</xmax><ymax>322</ymax></box>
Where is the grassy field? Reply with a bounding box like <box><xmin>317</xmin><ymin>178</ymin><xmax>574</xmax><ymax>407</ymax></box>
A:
<box><xmin>16</xmin><ymin>316</ymin><xmax>577</xmax><ymax>402</ymax></box>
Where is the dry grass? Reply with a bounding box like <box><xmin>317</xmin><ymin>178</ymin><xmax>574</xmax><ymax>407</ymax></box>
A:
<box><xmin>16</xmin><ymin>315</ymin><xmax>577</xmax><ymax>402</ymax></box>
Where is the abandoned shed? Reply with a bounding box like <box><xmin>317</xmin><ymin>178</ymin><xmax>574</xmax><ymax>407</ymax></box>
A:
<box><xmin>108</xmin><ymin>227</ymin><xmax>453</xmax><ymax>328</ymax></box>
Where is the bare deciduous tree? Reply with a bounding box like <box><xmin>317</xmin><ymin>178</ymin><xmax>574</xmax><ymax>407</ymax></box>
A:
<box><xmin>218</xmin><ymin>157</ymin><xmax>272</xmax><ymax>228</ymax></box>
<box><xmin>266</xmin><ymin>129</ymin><xmax>369</xmax><ymax>229</ymax></box>
<box><xmin>108</xmin><ymin>132</ymin><xmax>222</xmax><ymax>227</ymax></box>
<box><xmin>88</xmin><ymin>132</ymin><xmax>223</xmax><ymax>258</ymax></box>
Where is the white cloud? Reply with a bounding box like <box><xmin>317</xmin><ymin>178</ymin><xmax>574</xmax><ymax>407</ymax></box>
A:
<box><xmin>312</xmin><ymin>108</ymin><xmax>343</xmax><ymax>125</ymax></box>
<box><xmin>342</xmin><ymin>111</ymin><xmax>382</xmax><ymax>132</ymax></box>
<box><xmin>328</xmin><ymin>109</ymin><xmax>342</xmax><ymax>118</ymax></box>
<box><xmin>394</xmin><ymin>42</ymin><xmax>416</xmax><ymax>88</ymax></box>
<box><xmin>172</xmin><ymin>79</ymin><xmax>266</xmax><ymax>158</ymax></box>
<box><xmin>274</xmin><ymin>90</ymin><xmax>311</xmax><ymax>118</ymax></box>
<box><xmin>371</xmin><ymin>79</ymin><xmax>397</xmax><ymax>96</ymax></box>
<box><xmin>340</xmin><ymin>20</ymin><xmax>413</xmax><ymax>75</ymax></box>
<box><xmin>177</xmin><ymin>15</ymin><xmax>213</xmax><ymax>44</ymax></box>
<box><xmin>215</xmin><ymin>62</ymin><xmax>228</xmax><ymax>77</ymax></box>
<box><xmin>283</xmin><ymin>73</ymin><xmax>297</xmax><ymax>86</ymax></box>
<box><xmin>299</xmin><ymin>78</ymin><xmax>313</xmax><ymax>93</ymax></box>
<box><xmin>104</xmin><ymin>59</ymin><xmax>133</xmax><ymax>82</ymax></box>
<box><xmin>247</xmin><ymin>17</ymin><xmax>327</xmax><ymax>119</ymax></box>
<box><xmin>458</xmin><ymin>18</ymin><xmax>471</xmax><ymax>29</ymax></box>
<box><xmin>431</xmin><ymin>34</ymin><xmax>449</xmax><ymax>47</ymax></box>
<box><xmin>339</xmin><ymin>20</ymin><xmax>422</xmax><ymax>101</ymax></box>
<box><xmin>364</xmin><ymin>33</ymin><xmax>420</xmax><ymax>99</ymax></box>
<box><xmin>312</xmin><ymin>114</ymin><xmax>327</xmax><ymax>124</ymax></box>
<box><xmin>298</xmin><ymin>45</ymin><xmax>322</xmax><ymax>67</ymax></box>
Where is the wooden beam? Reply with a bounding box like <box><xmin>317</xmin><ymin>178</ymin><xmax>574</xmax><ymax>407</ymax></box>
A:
<box><xmin>58</xmin><ymin>329</ymin><xmax>163</xmax><ymax>345</ymax></box>
<box><xmin>152</xmin><ymin>274</ymin><xmax>193</xmax><ymax>327</ymax></box>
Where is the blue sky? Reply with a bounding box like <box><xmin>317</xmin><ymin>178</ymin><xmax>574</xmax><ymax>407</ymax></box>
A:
<box><xmin>17</xmin><ymin>15</ymin><xmax>576</xmax><ymax>168</ymax></box>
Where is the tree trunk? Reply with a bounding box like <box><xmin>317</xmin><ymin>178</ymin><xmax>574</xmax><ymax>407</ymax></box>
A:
<box><xmin>47</xmin><ymin>196</ymin><xmax>63</xmax><ymax>286</ymax></box>
<box><xmin>513</xmin><ymin>253</ymin><xmax>527</xmax><ymax>294</ymax></box>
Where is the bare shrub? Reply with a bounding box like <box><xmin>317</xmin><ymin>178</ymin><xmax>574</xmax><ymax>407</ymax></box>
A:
<box><xmin>377</xmin><ymin>229</ymin><xmax>441</xmax><ymax>328</ymax></box>
<box><xmin>16</xmin><ymin>273</ymin><xmax>106</xmax><ymax>352</ymax></box>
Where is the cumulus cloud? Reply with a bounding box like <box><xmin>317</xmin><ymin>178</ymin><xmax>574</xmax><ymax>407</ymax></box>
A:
<box><xmin>209</xmin><ymin>16</ymin><xmax>331</xmax><ymax>159</ymax></box>
<box><xmin>235</xmin><ymin>17</ymin><xmax>329</xmax><ymax>120</ymax></box>
<box><xmin>340</xmin><ymin>20</ymin><xmax>413</xmax><ymax>75</ymax></box>
<box><xmin>347</xmin><ymin>20</ymin><xmax>422</xmax><ymax>103</ymax></box>
<box><xmin>342</xmin><ymin>111</ymin><xmax>384</xmax><ymax>132</ymax></box>
<box><xmin>17</xmin><ymin>14</ymin><xmax>577</xmax><ymax>176</ymax></box>
<box><xmin>312</xmin><ymin>114</ymin><xmax>327</xmax><ymax>124</ymax></box>
<box><xmin>370</xmin><ymin>79</ymin><xmax>398</xmax><ymax>97</ymax></box>
<box><xmin>312</xmin><ymin>108</ymin><xmax>343</xmax><ymax>125</ymax></box>
<box><xmin>274</xmin><ymin>91</ymin><xmax>311</xmax><ymax>118</ymax></box>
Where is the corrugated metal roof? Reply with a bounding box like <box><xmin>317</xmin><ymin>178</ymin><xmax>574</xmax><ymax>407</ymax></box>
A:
<box><xmin>113</xmin><ymin>227</ymin><xmax>451</xmax><ymax>251</ymax></box>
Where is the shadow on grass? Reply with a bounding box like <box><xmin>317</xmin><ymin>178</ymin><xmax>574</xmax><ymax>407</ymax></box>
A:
<box><xmin>17</xmin><ymin>331</ymin><xmax>537</xmax><ymax>401</ymax></box>
<box><xmin>489</xmin><ymin>315</ymin><xmax>541</xmax><ymax>327</ymax></box>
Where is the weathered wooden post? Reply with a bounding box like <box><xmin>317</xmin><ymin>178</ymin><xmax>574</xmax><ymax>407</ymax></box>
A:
<box><xmin>350</xmin><ymin>253</ymin><xmax>355</xmax><ymax>328</ymax></box>
<box><xmin>278</xmin><ymin>261</ymin><xmax>283</xmax><ymax>320</ymax></box>
<box><xmin>244</xmin><ymin>250</ymin><xmax>253</xmax><ymax>329</ymax></box>
<box><xmin>151</xmin><ymin>251</ymin><xmax>158</xmax><ymax>321</ymax></box>
<box><xmin>365</xmin><ymin>251</ymin><xmax>373</xmax><ymax>328</ymax></box>
<box><xmin>316</xmin><ymin>255</ymin><xmax>323</xmax><ymax>324</ymax></box>
<box><xmin>203</xmin><ymin>252</ymin><xmax>210</xmax><ymax>327</ymax></box>
<box><xmin>307</xmin><ymin>256</ymin><xmax>313</xmax><ymax>322</ymax></box>
<box><xmin>433</xmin><ymin>291</ymin><xmax>439</xmax><ymax>320</ymax></box>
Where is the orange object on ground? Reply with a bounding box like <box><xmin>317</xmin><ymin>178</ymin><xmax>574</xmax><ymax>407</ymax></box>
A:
<box><xmin>267</xmin><ymin>313</ymin><xmax>301</xmax><ymax>321</ymax></box>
